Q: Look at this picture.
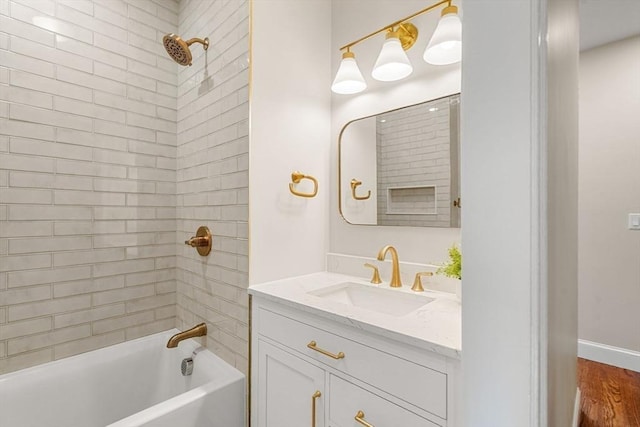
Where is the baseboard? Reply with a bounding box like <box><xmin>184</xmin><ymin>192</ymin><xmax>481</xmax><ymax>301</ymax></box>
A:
<box><xmin>572</xmin><ymin>387</ymin><xmax>581</xmax><ymax>427</ymax></box>
<box><xmin>578</xmin><ymin>339</ymin><xmax>640</xmax><ymax>372</ymax></box>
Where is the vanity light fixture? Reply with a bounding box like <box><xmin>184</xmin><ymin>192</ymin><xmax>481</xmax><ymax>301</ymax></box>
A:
<box><xmin>371</xmin><ymin>28</ymin><xmax>414</xmax><ymax>81</ymax></box>
<box><xmin>423</xmin><ymin>5</ymin><xmax>462</xmax><ymax>65</ymax></box>
<box><xmin>331</xmin><ymin>49</ymin><xmax>367</xmax><ymax>94</ymax></box>
<box><xmin>331</xmin><ymin>0</ymin><xmax>461</xmax><ymax>94</ymax></box>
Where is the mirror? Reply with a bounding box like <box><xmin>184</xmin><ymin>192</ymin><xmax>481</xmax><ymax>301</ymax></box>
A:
<box><xmin>339</xmin><ymin>94</ymin><xmax>460</xmax><ymax>227</ymax></box>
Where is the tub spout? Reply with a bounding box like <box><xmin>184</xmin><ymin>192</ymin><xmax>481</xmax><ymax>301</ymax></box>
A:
<box><xmin>166</xmin><ymin>323</ymin><xmax>207</xmax><ymax>348</ymax></box>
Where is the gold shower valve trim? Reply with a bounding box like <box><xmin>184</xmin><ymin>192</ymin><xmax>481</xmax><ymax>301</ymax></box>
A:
<box><xmin>184</xmin><ymin>226</ymin><xmax>212</xmax><ymax>256</ymax></box>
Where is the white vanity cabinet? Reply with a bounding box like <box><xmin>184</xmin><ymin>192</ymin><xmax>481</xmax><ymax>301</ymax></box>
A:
<box><xmin>251</xmin><ymin>296</ymin><xmax>460</xmax><ymax>427</ymax></box>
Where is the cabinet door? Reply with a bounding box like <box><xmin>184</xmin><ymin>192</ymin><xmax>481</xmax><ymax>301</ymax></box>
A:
<box><xmin>255</xmin><ymin>339</ymin><xmax>325</xmax><ymax>427</ymax></box>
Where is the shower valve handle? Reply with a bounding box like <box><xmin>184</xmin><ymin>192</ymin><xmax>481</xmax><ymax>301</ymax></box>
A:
<box><xmin>185</xmin><ymin>236</ymin><xmax>209</xmax><ymax>247</ymax></box>
<box><xmin>184</xmin><ymin>226</ymin><xmax>212</xmax><ymax>256</ymax></box>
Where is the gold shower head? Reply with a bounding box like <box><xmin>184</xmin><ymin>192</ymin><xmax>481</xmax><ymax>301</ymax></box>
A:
<box><xmin>162</xmin><ymin>33</ymin><xmax>209</xmax><ymax>66</ymax></box>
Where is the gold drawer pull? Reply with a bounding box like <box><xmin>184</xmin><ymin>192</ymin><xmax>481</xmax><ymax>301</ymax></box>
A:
<box><xmin>355</xmin><ymin>410</ymin><xmax>375</xmax><ymax>427</ymax></box>
<box><xmin>307</xmin><ymin>341</ymin><xmax>345</xmax><ymax>359</ymax></box>
<box><xmin>311</xmin><ymin>390</ymin><xmax>321</xmax><ymax>427</ymax></box>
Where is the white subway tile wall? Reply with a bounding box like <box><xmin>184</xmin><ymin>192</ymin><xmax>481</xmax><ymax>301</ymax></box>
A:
<box><xmin>175</xmin><ymin>0</ymin><xmax>250</xmax><ymax>375</ymax></box>
<box><xmin>376</xmin><ymin>98</ymin><xmax>453</xmax><ymax>227</ymax></box>
<box><xmin>0</xmin><ymin>0</ymin><xmax>180</xmax><ymax>374</ymax></box>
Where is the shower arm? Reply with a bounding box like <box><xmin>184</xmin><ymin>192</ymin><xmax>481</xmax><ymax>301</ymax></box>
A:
<box><xmin>185</xmin><ymin>38</ymin><xmax>209</xmax><ymax>50</ymax></box>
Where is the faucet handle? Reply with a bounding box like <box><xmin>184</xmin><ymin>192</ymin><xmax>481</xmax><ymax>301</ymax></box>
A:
<box><xmin>411</xmin><ymin>271</ymin><xmax>434</xmax><ymax>292</ymax></box>
<box><xmin>364</xmin><ymin>263</ymin><xmax>382</xmax><ymax>284</ymax></box>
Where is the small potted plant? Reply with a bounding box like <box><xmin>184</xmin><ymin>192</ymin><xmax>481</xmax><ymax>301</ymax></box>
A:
<box><xmin>437</xmin><ymin>244</ymin><xmax>462</xmax><ymax>299</ymax></box>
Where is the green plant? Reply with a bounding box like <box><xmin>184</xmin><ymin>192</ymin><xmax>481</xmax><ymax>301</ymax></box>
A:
<box><xmin>437</xmin><ymin>245</ymin><xmax>462</xmax><ymax>280</ymax></box>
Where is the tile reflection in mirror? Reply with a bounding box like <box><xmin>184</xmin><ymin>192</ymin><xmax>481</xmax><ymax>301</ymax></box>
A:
<box><xmin>339</xmin><ymin>93</ymin><xmax>460</xmax><ymax>228</ymax></box>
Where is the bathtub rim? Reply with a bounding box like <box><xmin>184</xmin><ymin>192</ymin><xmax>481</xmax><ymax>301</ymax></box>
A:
<box><xmin>0</xmin><ymin>328</ymin><xmax>245</xmax><ymax>401</ymax></box>
<box><xmin>0</xmin><ymin>329</ymin><xmax>188</xmax><ymax>383</ymax></box>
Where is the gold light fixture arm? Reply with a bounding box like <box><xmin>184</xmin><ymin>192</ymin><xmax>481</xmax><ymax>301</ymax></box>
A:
<box><xmin>350</xmin><ymin>179</ymin><xmax>371</xmax><ymax>201</ymax></box>
<box><xmin>338</xmin><ymin>0</ymin><xmax>451</xmax><ymax>52</ymax></box>
<box><xmin>289</xmin><ymin>171</ymin><xmax>318</xmax><ymax>198</ymax></box>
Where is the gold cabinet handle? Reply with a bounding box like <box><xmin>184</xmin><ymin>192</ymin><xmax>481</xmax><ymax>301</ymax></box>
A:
<box><xmin>355</xmin><ymin>410</ymin><xmax>375</xmax><ymax>427</ymax></box>
<box><xmin>311</xmin><ymin>390</ymin><xmax>321</xmax><ymax>427</ymax></box>
<box><xmin>350</xmin><ymin>179</ymin><xmax>371</xmax><ymax>200</ymax></box>
<box><xmin>289</xmin><ymin>171</ymin><xmax>318</xmax><ymax>198</ymax></box>
<box><xmin>307</xmin><ymin>341</ymin><xmax>345</xmax><ymax>359</ymax></box>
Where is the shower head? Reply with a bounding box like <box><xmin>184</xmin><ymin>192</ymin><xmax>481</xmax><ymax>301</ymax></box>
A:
<box><xmin>162</xmin><ymin>33</ymin><xmax>209</xmax><ymax>66</ymax></box>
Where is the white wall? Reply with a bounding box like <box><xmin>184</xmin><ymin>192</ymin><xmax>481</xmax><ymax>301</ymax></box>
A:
<box><xmin>0</xmin><ymin>0</ymin><xmax>179</xmax><ymax>375</ymax></box>
<box><xmin>546</xmin><ymin>0</ymin><xmax>579</xmax><ymax>424</ymax></box>
<box><xmin>461</xmin><ymin>1</ymin><xmax>536</xmax><ymax>422</ymax></box>
<box><xmin>175</xmin><ymin>0</ymin><xmax>250</xmax><ymax>374</ymax></box>
<box><xmin>579</xmin><ymin>36</ymin><xmax>640</xmax><ymax>355</ymax></box>
<box><xmin>461</xmin><ymin>0</ymin><xmax>578</xmax><ymax>425</ymax></box>
<box><xmin>249</xmin><ymin>0</ymin><xmax>332</xmax><ymax>284</ymax></box>
<box><xmin>330</xmin><ymin>0</ymin><xmax>461</xmax><ymax>265</ymax></box>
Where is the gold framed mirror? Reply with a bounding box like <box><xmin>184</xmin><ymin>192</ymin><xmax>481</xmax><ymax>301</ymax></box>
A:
<box><xmin>339</xmin><ymin>93</ymin><xmax>460</xmax><ymax>228</ymax></box>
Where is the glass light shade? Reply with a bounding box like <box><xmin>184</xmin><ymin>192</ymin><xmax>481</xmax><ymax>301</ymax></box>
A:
<box><xmin>423</xmin><ymin>7</ymin><xmax>462</xmax><ymax>65</ymax></box>
<box><xmin>331</xmin><ymin>51</ymin><xmax>367</xmax><ymax>94</ymax></box>
<box><xmin>371</xmin><ymin>32</ymin><xmax>413</xmax><ymax>82</ymax></box>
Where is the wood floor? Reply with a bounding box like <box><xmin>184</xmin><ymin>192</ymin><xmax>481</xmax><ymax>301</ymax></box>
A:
<box><xmin>578</xmin><ymin>358</ymin><xmax>640</xmax><ymax>427</ymax></box>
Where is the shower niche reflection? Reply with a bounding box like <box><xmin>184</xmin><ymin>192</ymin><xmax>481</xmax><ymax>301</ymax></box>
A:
<box><xmin>339</xmin><ymin>94</ymin><xmax>460</xmax><ymax>228</ymax></box>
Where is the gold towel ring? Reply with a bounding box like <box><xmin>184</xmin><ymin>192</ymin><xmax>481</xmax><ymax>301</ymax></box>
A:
<box><xmin>289</xmin><ymin>171</ymin><xmax>318</xmax><ymax>198</ymax></box>
<box><xmin>350</xmin><ymin>179</ymin><xmax>371</xmax><ymax>200</ymax></box>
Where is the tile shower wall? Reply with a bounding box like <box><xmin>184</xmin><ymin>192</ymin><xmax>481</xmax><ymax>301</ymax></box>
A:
<box><xmin>376</xmin><ymin>97</ymin><xmax>454</xmax><ymax>227</ymax></box>
<box><xmin>0</xmin><ymin>0</ymin><xmax>179</xmax><ymax>374</ymax></box>
<box><xmin>175</xmin><ymin>0</ymin><xmax>249</xmax><ymax>374</ymax></box>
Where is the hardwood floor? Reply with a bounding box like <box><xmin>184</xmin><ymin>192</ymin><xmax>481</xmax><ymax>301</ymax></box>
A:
<box><xmin>578</xmin><ymin>358</ymin><xmax>640</xmax><ymax>427</ymax></box>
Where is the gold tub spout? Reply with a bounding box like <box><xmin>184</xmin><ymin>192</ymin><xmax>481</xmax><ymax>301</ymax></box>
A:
<box><xmin>166</xmin><ymin>323</ymin><xmax>207</xmax><ymax>348</ymax></box>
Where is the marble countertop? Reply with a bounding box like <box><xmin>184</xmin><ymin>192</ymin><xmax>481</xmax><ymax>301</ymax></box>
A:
<box><xmin>248</xmin><ymin>272</ymin><xmax>462</xmax><ymax>359</ymax></box>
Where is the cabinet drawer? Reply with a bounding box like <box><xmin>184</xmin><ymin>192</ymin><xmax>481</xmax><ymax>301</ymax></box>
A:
<box><xmin>257</xmin><ymin>308</ymin><xmax>447</xmax><ymax>418</ymax></box>
<box><xmin>329</xmin><ymin>375</ymin><xmax>443</xmax><ymax>427</ymax></box>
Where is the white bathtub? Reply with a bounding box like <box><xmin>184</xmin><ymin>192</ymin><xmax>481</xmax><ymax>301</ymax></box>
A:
<box><xmin>0</xmin><ymin>329</ymin><xmax>245</xmax><ymax>427</ymax></box>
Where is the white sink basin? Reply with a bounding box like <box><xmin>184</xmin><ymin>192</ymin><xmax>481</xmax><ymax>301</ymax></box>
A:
<box><xmin>309</xmin><ymin>282</ymin><xmax>434</xmax><ymax>317</ymax></box>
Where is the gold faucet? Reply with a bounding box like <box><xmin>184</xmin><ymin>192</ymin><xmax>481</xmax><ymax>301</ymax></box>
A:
<box><xmin>166</xmin><ymin>323</ymin><xmax>207</xmax><ymax>348</ymax></box>
<box><xmin>377</xmin><ymin>245</ymin><xmax>402</xmax><ymax>287</ymax></box>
